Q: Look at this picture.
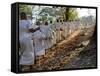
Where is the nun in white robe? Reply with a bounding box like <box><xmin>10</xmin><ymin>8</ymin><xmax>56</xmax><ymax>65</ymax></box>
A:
<box><xmin>47</xmin><ymin>24</ymin><xmax>54</xmax><ymax>48</ymax></box>
<box><xmin>55</xmin><ymin>21</ymin><xmax>62</xmax><ymax>42</ymax></box>
<box><xmin>62</xmin><ymin>22</ymin><xmax>67</xmax><ymax>39</ymax></box>
<box><xmin>49</xmin><ymin>21</ymin><xmax>56</xmax><ymax>45</ymax></box>
<box><xmin>19</xmin><ymin>19</ymin><xmax>35</xmax><ymax>65</ymax></box>
<box><xmin>32</xmin><ymin>28</ymin><xmax>46</xmax><ymax>56</ymax></box>
<box><xmin>40</xmin><ymin>22</ymin><xmax>53</xmax><ymax>50</ymax></box>
<box><xmin>68</xmin><ymin>21</ymin><xmax>72</xmax><ymax>34</ymax></box>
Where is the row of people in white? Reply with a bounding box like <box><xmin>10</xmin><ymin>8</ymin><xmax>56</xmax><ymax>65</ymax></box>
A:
<box><xmin>19</xmin><ymin>20</ymin><xmax>54</xmax><ymax>65</ymax></box>
<box><xmin>19</xmin><ymin>18</ymin><xmax>94</xmax><ymax>66</ymax></box>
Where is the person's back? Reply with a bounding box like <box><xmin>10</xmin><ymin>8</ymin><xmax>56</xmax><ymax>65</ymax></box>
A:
<box><xmin>33</xmin><ymin>29</ymin><xmax>46</xmax><ymax>56</ymax></box>
<box><xmin>48</xmin><ymin>21</ymin><xmax>56</xmax><ymax>46</ymax></box>
<box><xmin>55</xmin><ymin>19</ymin><xmax>63</xmax><ymax>42</ymax></box>
<box><xmin>19</xmin><ymin>12</ymin><xmax>35</xmax><ymax>71</ymax></box>
<box><xmin>41</xmin><ymin>22</ymin><xmax>53</xmax><ymax>49</ymax></box>
<box><xmin>19</xmin><ymin>20</ymin><xmax>32</xmax><ymax>39</ymax></box>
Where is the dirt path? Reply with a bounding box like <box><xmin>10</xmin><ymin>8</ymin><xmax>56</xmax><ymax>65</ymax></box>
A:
<box><xmin>31</xmin><ymin>30</ymin><xmax>83</xmax><ymax>70</ymax></box>
<box><xmin>31</xmin><ymin>28</ymin><xmax>96</xmax><ymax>71</ymax></box>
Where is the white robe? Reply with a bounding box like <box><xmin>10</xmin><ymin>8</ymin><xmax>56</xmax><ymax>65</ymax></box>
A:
<box><xmin>19</xmin><ymin>20</ymin><xmax>34</xmax><ymax>65</ymax></box>
<box><xmin>55</xmin><ymin>22</ymin><xmax>62</xmax><ymax>42</ymax></box>
<box><xmin>62</xmin><ymin>22</ymin><xmax>67</xmax><ymax>39</ymax></box>
<box><xmin>32</xmin><ymin>29</ymin><xmax>46</xmax><ymax>56</ymax></box>
<box><xmin>47</xmin><ymin>25</ymin><xmax>54</xmax><ymax>48</ymax></box>
<box><xmin>40</xmin><ymin>25</ymin><xmax>53</xmax><ymax>49</ymax></box>
<box><xmin>50</xmin><ymin>24</ymin><xmax>56</xmax><ymax>45</ymax></box>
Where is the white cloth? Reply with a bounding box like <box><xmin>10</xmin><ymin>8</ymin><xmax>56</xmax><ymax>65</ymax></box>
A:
<box><xmin>32</xmin><ymin>29</ymin><xmax>46</xmax><ymax>56</ymax></box>
<box><xmin>19</xmin><ymin>20</ymin><xmax>34</xmax><ymax>65</ymax></box>
<box><xmin>47</xmin><ymin>25</ymin><xmax>54</xmax><ymax>48</ymax></box>
<box><xmin>55</xmin><ymin>22</ymin><xmax>62</xmax><ymax>42</ymax></box>
<box><xmin>62</xmin><ymin>22</ymin><xmax>67</xmax><ymax>39</ymax></box>
<box><xmin>49</xmin><ymin>24</ymin><xmax>56</xmax><ymax>45</ymax></box>
<box><xmin>40</xmin><ymin>25</ymin><xmax>53</xmax><ymax>49</ymax></box>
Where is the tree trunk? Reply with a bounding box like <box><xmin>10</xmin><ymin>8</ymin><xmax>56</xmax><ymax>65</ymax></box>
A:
<box><xmin>65</xmin><ymin>8</ymin><xmax>69</xmax><ymax>21</ymax></box>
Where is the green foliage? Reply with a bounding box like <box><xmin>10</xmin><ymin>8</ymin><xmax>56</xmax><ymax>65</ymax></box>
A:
<box><xmin>36</xmin><ymin>7</ymin><xmax>56</xmax><ymax>22</ymax></box>
<box><xmin>57</xmin><ymin>7</ymin><xmax>79</xmax><ymax>21</ymax></box>
<box><xmin>19</xmin><ymin>4</ymin><xmax>32</xmax><ymax>15</ymax></box>
<box><xmin>39</xmin><ymin>7</ymin><xmax>55</xmax><ymax>16</ymax></box>
<box><xmin>37</xmin><ymin>16</ymin><xmax>47</xmax><ymax>21</ymax></box>
<box><xmin>68</xmin><ymin>8</ymin><xmax>78</xmax><ymax>21</ymax></box>
<box><xmin>19</xmin><ymin>5</ymin><xmax>79</xmax><ymax>22</ymax></box>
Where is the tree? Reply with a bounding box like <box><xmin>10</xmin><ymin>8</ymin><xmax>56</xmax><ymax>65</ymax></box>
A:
<box><xmin>19</xmin><ymin>4</ymin><xmax>34</xmax><ymax>19</ymax></box>
<box><xmin>64</xmin><ymin>8</ymin><xmax>78</xmax><ymax>21</ymax></box>
<box><xmin>54</xmin><ymin>7</ymin><xmax>78</xmax><ymax>21</ymax></box>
